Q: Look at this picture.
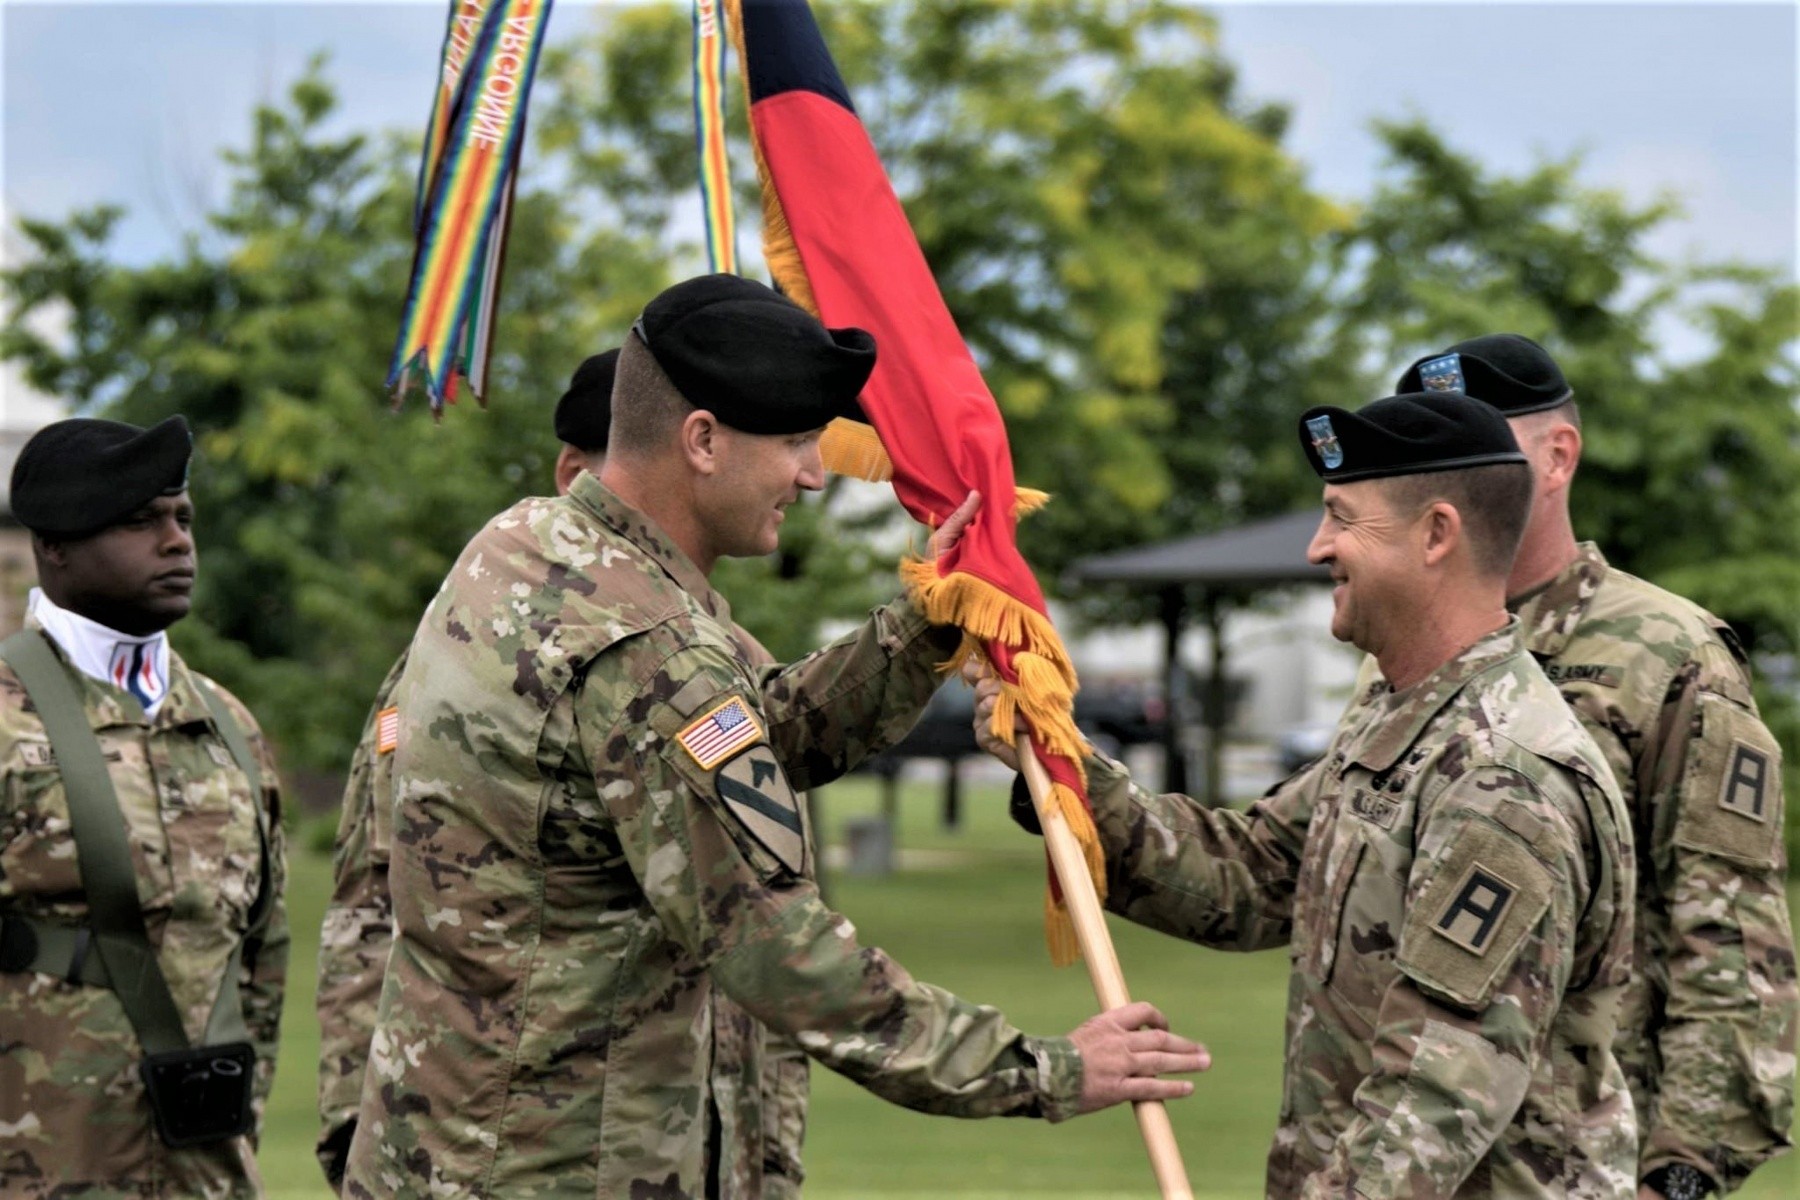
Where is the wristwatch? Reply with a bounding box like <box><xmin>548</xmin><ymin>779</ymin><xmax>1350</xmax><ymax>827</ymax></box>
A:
<box><xmin>1642</xmin><ymin>1164</ymin><xmax>1715</xmax><ymax>1200</ymax></box>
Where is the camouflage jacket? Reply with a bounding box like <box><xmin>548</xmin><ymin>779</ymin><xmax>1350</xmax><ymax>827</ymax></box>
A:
<box><xmin>342</xmin><ymin>474</ymin><xmax>1081</xmax><ymax>1200</ymax></box>
<box><xmin>318</xmin><ymin>637</ymin><xmax>815</xmax><ymax>1195</ymax></box>
<box><xmin>1093</xmin><ymin>622</ymin><xmax>1638</xmax><ymax>1198</ymax></box>
<box><xmin>1512</xmin><ymin>543</ymin><xmax>1796</xmax><ymax>1190</ymax></box>
<box><xmin>0</xmin><ymin>621</ymin><xmax>288</xmax><ymax>1199</ymax></box>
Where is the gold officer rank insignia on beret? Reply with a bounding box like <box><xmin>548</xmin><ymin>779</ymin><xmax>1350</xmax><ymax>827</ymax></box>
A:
<box><xmin>716</xmin><ymin>745</ymin><xmax>805</xmax><ymax>874</ymax></box>
<box><xmin>1718</xmin><ymin>739</ymin><xmax>1772</xmax><ymax>823</ymax></box>
<box><xmin>1432</xmin><ymin>863</ymin><xmax>1518</xmax><ymax>957</ymax></box>
<box><xmin>376</xmin><ymin>707</ymin><xmax>401</xmax><ymax>755</ymax></box>
<box><xmin>677</xmin><ymin>696</ymin><xmax>763</xmax><ymax>770</ymax></box>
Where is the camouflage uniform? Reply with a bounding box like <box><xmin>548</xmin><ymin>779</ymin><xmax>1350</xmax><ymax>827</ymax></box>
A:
<box><xmin>317</xmin><ymin>641</ymin><xmax>815</xmax><ymax>1194</ymax></box>
<box><xmin>342</xmin><ymin>473</ymin><xmax>1081</xmax><ymax>1200</ymax></box>
<box><xmin>0</xmin><ymin>620</ymin><xmax>288</xmax><ymax>1198</ymax></box>
<box><xmin>1093</xmin><ymin>621</ymin><xmax>1638</xmax><ymax>1197</ymax></box>
<box><xmin>1512</xmin><ymin>544</ymin><xmax>1796</xmax><ymax>1190</ymax></box>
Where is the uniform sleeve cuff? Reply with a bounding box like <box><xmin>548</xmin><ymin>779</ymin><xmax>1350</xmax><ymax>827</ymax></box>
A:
<box><xmin>888</xmin><ymin>593</ymin><xmax>966</xmax><ymax>657</ymax></box>
<box><xmin>1027</xmin><ymin>1035</ymin><xmax>1084</xmax><ymax>1123</ymax></box>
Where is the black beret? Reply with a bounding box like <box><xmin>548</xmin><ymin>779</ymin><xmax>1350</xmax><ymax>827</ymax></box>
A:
<box><xmin>1395</xmin><ymin>333</ymin><xmax>1572</xmax><ymax>416</ymax></box>
<box><xmin>553</xmin><ymin>348</ymin><xmax>620</xmax><ymax>453</ymax></box>
<box><xmin>10</xmin><ymin>416</ymin><xmax>193</xmax><ymax>537</ymax></box>
<box><xmin>1299</xmin><ymin>392</ymin><xmax>1527</xmax><ymax>483</ymax></box>
<box><xmin>633</xmin><ymin>274</ymin><xmax>875</xmax><ymax>435</ymax></box>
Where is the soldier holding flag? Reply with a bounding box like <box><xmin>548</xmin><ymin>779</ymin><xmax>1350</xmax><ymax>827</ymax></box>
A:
<box><xmin>344</xmin><ymin>276</ymin><xmax>1210</xmax><ymax>1199</ymax></box>
<box><xmin>977</xmin><ymin>391</ymin><xmax>1642</xmax><ymax>1197</ymax></box>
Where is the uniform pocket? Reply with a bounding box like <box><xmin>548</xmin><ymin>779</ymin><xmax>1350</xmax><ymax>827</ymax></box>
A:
<box><xmin>1318</xmin><ymin>838</ymin><xmax>1366</xmax><ymax>987</ymax></box>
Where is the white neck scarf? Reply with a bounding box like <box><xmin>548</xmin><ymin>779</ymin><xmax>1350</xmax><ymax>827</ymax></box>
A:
<box><xmin>28</xmin><ymin>588</ymin><xmax>172</xmax><ymax>719</ymax></box>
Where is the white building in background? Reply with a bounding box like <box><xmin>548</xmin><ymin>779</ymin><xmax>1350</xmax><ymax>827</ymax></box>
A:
<box><xmin>1061</xmin><ymin>587</ymin><xmax>1361</xmax><ymax>742</ymax></box>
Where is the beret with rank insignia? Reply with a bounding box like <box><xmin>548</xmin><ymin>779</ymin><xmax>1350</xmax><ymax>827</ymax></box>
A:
<box><xmin>1395</xmin><ymin>333</ymin><xmax>1573</xmax><ymax>417</ymax></box>
<box><xmin>1299</xmin><ymin>391</ymin><xmax>1527</xmax><ymax>484</ymax></box>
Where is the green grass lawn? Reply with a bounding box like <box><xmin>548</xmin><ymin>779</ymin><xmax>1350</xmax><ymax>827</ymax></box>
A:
<box><xmin>260</xmin><ymin>774</ymin><xmax>1800</xmax><ymax>1198</ymax></box>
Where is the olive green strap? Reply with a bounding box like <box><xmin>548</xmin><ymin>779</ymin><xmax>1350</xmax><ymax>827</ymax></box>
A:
<box><xmin>193</xmin><ymin>679</ymin><xmax>269</xmax><ymax>1046</ymax></box>
<box><xmin>0</xmin><ymin>630</ymin><xmax>192</xmax><ymax>1053</ymax></box>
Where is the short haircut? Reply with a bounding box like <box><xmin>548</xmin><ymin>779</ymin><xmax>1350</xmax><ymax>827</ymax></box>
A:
<box><xmin>1513</xmin><ymin>399</ymin><xmax>1583</xmax><ymax>443</ymax></box>
<box><xmin>1379</xmin><ymin>461</ymin><xmax>1534</xmax><ymax>579</ymax></box>
<box><xmin>608</xmin><ymin>332</ymin><xmax>697</xmax><ymax>459</ymax></box>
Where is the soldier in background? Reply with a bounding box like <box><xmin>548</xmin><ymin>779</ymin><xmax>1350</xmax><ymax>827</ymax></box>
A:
<box><xmin>978</xmin><ymin>392</ymin><xmax>1641</xmax><ymax>1197</ymax></box>
<box><xmin>1393</xmin><ymin>335</ymin><xmax>1796</xmax><ymax>1200</ymax></box>
<box><xmin>315</xmin><ymin>347</ymin><xmax>816</xmax><ymax>1194</ymax></box>
<box><xmin>0</xmin><ymin>416</ymin><xmax>287</xmax><ymax>1197</ymax></box>
<box><xmin>342</xmin><ymin>275</ymin><xmax>1209</xmax><ymax>1199</ymax></box>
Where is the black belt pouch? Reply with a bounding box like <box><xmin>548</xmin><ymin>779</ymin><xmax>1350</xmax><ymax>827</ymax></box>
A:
<box><xmin>139</xmin><ymin>1042</ymin><xmax>257</xmax><ymax>1147</ymax></box>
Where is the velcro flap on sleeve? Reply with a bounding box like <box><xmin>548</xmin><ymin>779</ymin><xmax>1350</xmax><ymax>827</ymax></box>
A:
<box><xmin>1675</xmin><ymin>692</ymin><xmax>1784</xmax><ymax>869</ymax></box>
<box><xmin>1398</xmin><ymin>821</ymin><xmax>1551</xmax><ymax>1009</ymax></box>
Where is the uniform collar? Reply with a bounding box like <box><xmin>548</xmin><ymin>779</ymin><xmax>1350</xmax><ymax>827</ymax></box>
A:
<box><xmin>1344</xmin><ymin>618</ymin><xmax>1525</xmax><ymax>772</ymax></box>
<box><xmin>1509</xmin><ymin>541</ymin><xmax>1608</xmax><ymax>659</ymax></box>
<box><xmin>22</xmin><ymin>608</ymin><xmax>210</xmax><ymax>729</ymax></box>
<box><xmin>26</xmin><ymin>589</ymin><xmax>174</xmax><ymax>719</ymax></box>
<box><xmin>568</xmin><ymin>472</ymin><xmax>734</xmax><ymax>626</ymax></box>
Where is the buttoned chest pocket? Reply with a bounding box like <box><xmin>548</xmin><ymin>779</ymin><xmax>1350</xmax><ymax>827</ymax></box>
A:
<box><xmin>157</xmin><ymin>722</ymin><xmax>264</xmax><ymax>921</ymax></box>
<box><xmin>1</xmin><ymin>738</ymin><xmax>84</xmax><ymax>898</ymax></box>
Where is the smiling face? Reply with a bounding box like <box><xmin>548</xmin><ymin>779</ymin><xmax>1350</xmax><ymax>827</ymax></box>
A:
<box><xmin>1305</xmin><ymin>480</ymin><xmax>1427</xmax><ymax>655</ymax></box>
<box><xmin>697</xmin><ymin>424</ymin><xmax>827</xmax><ymax>559</ymax></box>
<box><xmin>39</xmin><ymin>492</ymin><xmax>197</xmax><ymax>635</ymax></box>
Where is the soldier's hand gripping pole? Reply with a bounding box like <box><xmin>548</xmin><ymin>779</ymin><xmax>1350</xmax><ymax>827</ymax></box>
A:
<box><xmin>1015</xmin><ymin>734</ymin><xmax>1194</xmax><ymax>1200</ymax></box>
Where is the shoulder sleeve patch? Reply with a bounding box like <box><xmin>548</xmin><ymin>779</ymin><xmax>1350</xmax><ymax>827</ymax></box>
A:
<box><xmin>677</xmin><ymin>696</ymin><xmax>764</xmax><ymax>769</ymax></box>
<box><xmin>716</xmin><ymin>744</ymin><xmax>806</xmax><ymax>875</ymax></box>
<box><xmin>1675</xmin><ymin>692</ymin><xmax>1784</xmax><ymax>869</ymax></box>
<box><xmin>1398</xmin><ymin>821</ymin><xmax>1552</xmax><ymax>1009</ymax></box>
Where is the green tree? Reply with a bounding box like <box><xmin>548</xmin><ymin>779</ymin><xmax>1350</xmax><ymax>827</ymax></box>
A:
<box><xmin>540</xmin><ymin>0</ymin><xmax>1346</xmax><ymax>598</ymax></box>
<box><xmin>1342</xmin><ymin>121</ymin><xmax>1800</xmax><ymax>839</ymax></box>
<box><xmin>2</xmin><ymin>65</ymin><xmax>672</xmax><ymax>779</ymax></box>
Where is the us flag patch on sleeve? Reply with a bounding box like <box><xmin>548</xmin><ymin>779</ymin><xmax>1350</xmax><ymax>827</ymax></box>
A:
<box><xmin>677</xmin><ymin>696</ymin><xmax>763</xmax><ymax>769</ymax></box>
<box><xmin>376</xmin><ymin>707</ymin><xmax>401</xmax><ymax>755</ymax></box>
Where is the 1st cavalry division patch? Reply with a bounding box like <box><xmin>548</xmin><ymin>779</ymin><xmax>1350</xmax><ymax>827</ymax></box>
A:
<box><xmin>716</xmin><ymin>746</ymin><xmax>806</xmax><ymax>875</ymax></box>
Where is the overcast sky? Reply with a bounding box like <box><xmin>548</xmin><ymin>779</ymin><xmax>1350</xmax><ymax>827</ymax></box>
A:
<box><xmin>3</xmin><ymin>1</ymin><xmax>1796</xmax><ymax>418</ymax></box>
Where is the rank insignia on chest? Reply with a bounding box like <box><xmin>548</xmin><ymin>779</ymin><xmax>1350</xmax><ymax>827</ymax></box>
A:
<box><xmin>677</xmin><ymin>696</ymin><xmax>763</xmax><ymax>769</ymax></box>
<box><xmin>1432</xmin><ymin>863</ymin><xmax>1518</xmax><ymax>956</ymax></box>
<box><xmin>1348</xmin><ymin>788</ymin><xmax>1400</xmax><ymax>829</ymax></box>
<box><xmin>376</xmin><ymin>707</ymin><xmax>400</xmax><ymax>755</ymax></box>
<box><xmin>18</xmin><ymin>741</ymin><xmax>53</xmax><ymax>768</ymax></box>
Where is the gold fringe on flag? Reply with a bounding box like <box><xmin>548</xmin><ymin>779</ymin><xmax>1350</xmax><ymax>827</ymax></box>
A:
<box><xmin>902</xmin><ymin>556</ymin><xmax>1108</xmax><ymax>965</ymax></box>
<box><xmin>729</xmin><ymin>0</ymin><xmax>1096</xmax><ymax>962</ymax></box>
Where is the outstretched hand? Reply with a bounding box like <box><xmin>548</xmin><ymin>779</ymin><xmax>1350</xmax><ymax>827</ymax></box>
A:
<box><xmin>926</xmin><ymin>491</ymin><xmax>981</xmax><ymax>561</ymax></box>
<box><xmin>1069</xmin><ymin>1001</ymin><xmax>1210</xmax><ymax>1115</ymax></box>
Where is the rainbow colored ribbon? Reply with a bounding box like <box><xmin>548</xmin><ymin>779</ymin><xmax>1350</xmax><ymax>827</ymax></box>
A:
<box><xmin>692</xmin><ymin>0</ymin><xmax>737</xmax><ymax>275</ymax></box>
<box><xmin>390</xmin><ymin>0</ymin><xmax>554</xmax><ymax>411</ymax></box>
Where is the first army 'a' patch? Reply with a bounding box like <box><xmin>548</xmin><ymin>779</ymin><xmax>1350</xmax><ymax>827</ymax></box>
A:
<box><xmin>1398</xmin><ymin>821</ymin><xmax>1550</xmax><ymax>1009</ymax></box>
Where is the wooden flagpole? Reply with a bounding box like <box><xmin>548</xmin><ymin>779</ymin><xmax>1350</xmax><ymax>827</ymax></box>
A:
<box><xmin>1015</xmin><ymin>734</ymin><xmax>1194</xmax><ymax>1200</ymax></box>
